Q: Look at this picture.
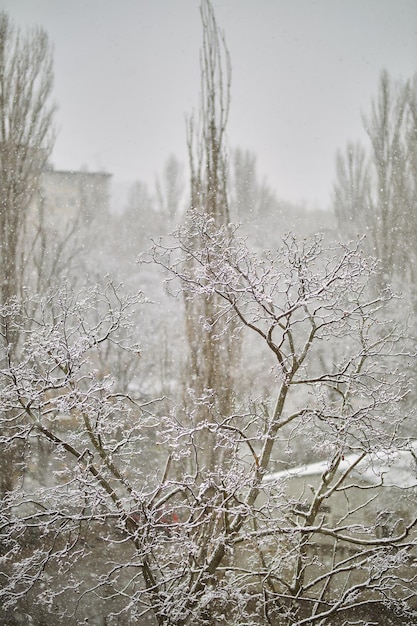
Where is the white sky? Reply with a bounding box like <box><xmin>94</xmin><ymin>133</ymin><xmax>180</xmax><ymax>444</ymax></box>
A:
<box><xmin>2</xmin><ymin>0</ymin><xmax>417</xmax><ymax>210</ymax></box>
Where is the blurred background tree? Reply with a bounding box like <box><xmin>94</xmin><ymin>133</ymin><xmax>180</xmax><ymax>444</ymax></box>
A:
<box><xmin>333</xmin><ymin>70</ymin><xmax>417</xmax><ymax>296</ymax></box>
<box><xmin>0</xmin><ymin>11</ymin><xmax>55</xmax><ymax>318</ymax></box>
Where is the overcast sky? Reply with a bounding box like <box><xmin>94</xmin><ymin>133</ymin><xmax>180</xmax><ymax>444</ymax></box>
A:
<box><xmin>2</xmin><ymin>0</ymin><xmax>417</xmax><ymax>210</ymax></box>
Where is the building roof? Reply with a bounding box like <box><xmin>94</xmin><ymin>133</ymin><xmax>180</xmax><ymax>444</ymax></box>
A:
<box><xmin>265</xmin><ymin>448</ymin><xmax>417</xmax><ymax>489</ymax></box>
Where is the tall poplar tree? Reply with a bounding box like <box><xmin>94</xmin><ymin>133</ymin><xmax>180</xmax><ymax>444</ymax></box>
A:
<box><xmin>0</xmin><ymin>11</ymin><xmax>55</xmax><ymax>315</ymax></box>
<box><xmin>182</xmin><ymin>0</ymin><xmax>238</xmax><ymax>469</ymax></box>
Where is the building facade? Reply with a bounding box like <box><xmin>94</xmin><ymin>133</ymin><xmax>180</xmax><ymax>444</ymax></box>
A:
<box><xmin>36</xmin><ymin>167</ymin><xmax>111</xmax><ymax>227</ymax></box>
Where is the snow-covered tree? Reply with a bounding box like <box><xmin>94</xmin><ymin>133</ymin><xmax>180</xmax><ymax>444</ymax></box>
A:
<box><xmin>2</xmin><ymin>217</ymin><xmax>414</xmax><ymax>625</ymax></box>
<box><xmin>1</xmin><ymin>5</ymin><xmax>416</xmax><ymax>625</ymax></box>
